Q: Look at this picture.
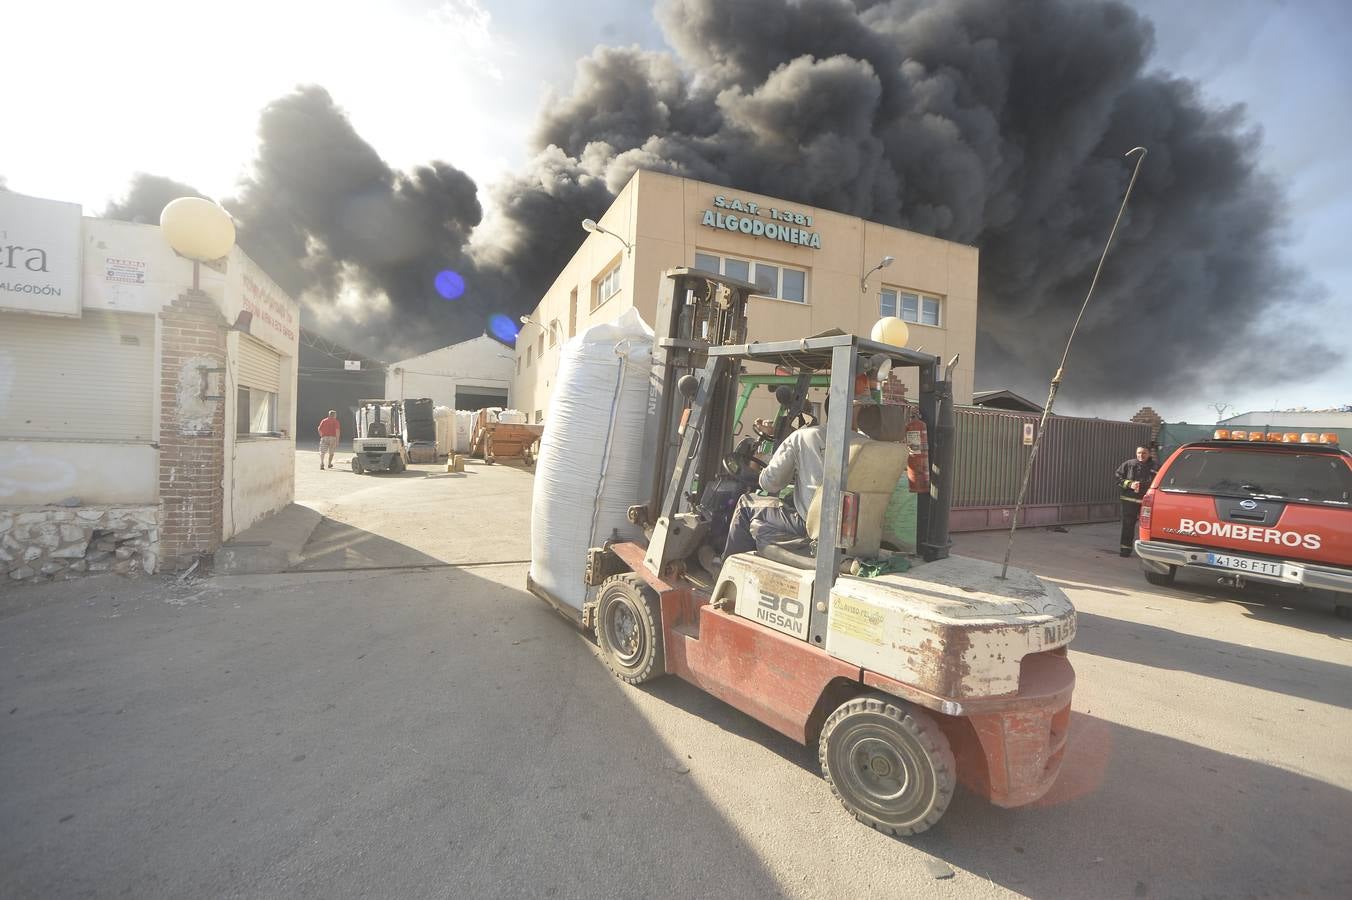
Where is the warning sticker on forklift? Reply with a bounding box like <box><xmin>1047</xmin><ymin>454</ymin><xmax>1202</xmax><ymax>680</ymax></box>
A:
<box><xmin>831</xmin><ymin>596</ymin><xmax>885</xmax><ymax>645</ymax></box>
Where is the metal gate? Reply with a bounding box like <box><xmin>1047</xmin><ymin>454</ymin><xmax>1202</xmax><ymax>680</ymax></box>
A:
<box><xmin>948</xmin><ymin>407</ymin><xmax>1151</xmax><ymax>532</ymax></box>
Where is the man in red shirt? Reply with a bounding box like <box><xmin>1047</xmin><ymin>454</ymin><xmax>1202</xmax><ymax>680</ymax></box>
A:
<box><xmin>317</xmin><ymin>410</ymin><xmax>341</xmax><ymax>469</ymax></box>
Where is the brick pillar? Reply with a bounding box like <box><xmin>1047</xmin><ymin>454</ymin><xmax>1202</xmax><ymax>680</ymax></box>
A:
<box><xmin>1131</xmin><ymin>406</ymin><xmax>1164</xmax><ymax>445</ymax></box>
<box><xmin>158</xmin><ymin>290</ymin><xmax>227</xmax><ymax>570</ymax></box>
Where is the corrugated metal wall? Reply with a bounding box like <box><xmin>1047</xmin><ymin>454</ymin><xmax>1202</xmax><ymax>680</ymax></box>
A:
<box><xmin>946</xmin><ymin>407</ymin><xmax>1151</xmax><ymax>531</ymax></box>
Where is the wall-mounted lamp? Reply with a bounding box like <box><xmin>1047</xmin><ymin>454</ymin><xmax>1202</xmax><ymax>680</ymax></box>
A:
<box><xmin>160</xmin><ymin>197</ymin><xmax>237</xmax><ymax>290</ymax></box>
<box><xmin>860</xmin><ymin>255</ymin><xmax>895</xmax><ymax>293</ymax></box>
<box><xmin>581</xmin><ymin>218</ymin><xmax>633</xmax><ymax>255</ymax></box>
<box><xmin>518</xmin><ymin>315</ymin><xmax>561</xmax><ymax>333</ymax></box>
<box><xmin>197</xmin><ymin>366</ymin><xmax>226</xmax><ymax>401</ymax></box>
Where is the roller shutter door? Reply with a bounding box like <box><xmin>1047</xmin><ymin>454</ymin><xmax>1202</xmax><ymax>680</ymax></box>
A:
<box><xmin>0</xmin><ymin>310</ymin><xmax>154</xmax><ymax>441</ymax></box>
<box><xmin>455</xmin><ymin>388</ymin><xmax>508</xmax><ymax>410</ymax></box>
<box><xmin>238</xmin><ymin>334</ymin><xmax>281</xmax><ymax>393</ymax></box>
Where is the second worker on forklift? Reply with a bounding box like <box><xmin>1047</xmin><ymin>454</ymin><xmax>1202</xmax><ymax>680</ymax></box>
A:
<box><xmin>722</xmin><ymin>399</ymin><xmax>865</xmax><ymax>561</ymax></box>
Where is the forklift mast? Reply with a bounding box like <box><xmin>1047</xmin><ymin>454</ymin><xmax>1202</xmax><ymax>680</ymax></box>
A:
<box><xmin>635</xmin><ymin>268</ymin><xmax>757</xmax><ymax>528</ymax></box>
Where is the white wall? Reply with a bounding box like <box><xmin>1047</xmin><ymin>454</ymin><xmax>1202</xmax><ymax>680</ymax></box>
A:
<box><xmin>220</xmin><ymin>254</ymin><xmax>301</xmax><ymax>540</ymax></box>
<box><xmin>226</xmin><ymin>437</ymin><xmax>295</xmax><ymax>538</ymax></box>
<box><xmin>0</xmin><ymin>442</ymin><xmax>158</xmax><ymax>506</ymax></box>
<box><xmin>386</xmin><ymin>336</ymin><xmax>515</xmax><ymax>409</ymax></box>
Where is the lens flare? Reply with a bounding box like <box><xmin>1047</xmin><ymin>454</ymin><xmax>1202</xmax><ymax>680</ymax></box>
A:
<box><xmin>488</xmin><ymin>313</ymin><xmax>519</xmax><ymax>344</ymax></box>
<box><xmin>434</xmin><ymin>269</ymin><xmax>465</xmax><ymax>300</ymax></box>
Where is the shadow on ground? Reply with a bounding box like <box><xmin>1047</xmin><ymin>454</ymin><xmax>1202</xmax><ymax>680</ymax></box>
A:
<box><xmin>1072</xmin><ymin>611</ymin><xmax>1352</xmax><ymax>709</ymax></box>
<box><xmin>0</xmin><ymin>559</ymin><xmax>786</xmax><ymax>899</ymax></box>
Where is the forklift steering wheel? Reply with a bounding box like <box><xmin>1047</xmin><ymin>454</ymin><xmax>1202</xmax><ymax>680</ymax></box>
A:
<box><xmin>722</xmin><ymin>452</ymin><xmax>767</xmax><ymax>478</ymax></box>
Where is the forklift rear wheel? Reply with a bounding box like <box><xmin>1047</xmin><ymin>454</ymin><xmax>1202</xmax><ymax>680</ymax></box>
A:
<box><xmin>819</xmin><ymin>694</ymin><xmax>955</xmax><ymax>837</ymax></box>
<box><xmin>595</xmin><ymin>573</ymin><xmax>665</xmax><ymax>685</ymax></box>
<box><xmin>351</xmin><ymin>458</ymin><xmax>365</xmax><ymax>475</ymax></box>
<box><xmin>1144</xmin><ymin>565</ymin><xmax>1176</xmax><ymax>587</ymax></box>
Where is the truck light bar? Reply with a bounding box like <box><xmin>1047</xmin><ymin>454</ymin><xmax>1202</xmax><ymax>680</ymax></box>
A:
<box><xmin>1212</xmin><ymin>430</ymin><xmax>1339</xmax><ymax>445</ymax></box>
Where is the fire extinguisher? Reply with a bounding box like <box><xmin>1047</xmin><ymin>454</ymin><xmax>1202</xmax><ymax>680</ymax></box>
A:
<box><xmin>905</xmin><ymin>417</ymin><xmax>930</xmax><ymax>494</ymax></box>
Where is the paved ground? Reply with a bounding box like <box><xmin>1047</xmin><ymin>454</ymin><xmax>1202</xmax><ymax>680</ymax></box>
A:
<box><xmin>1</xmin><ymin>449</ymin><xmax>1349</xmax><ymax>898</ymax></box>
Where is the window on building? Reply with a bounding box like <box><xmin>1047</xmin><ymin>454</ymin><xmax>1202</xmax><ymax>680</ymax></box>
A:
<box><xmin>549</xmin><ymin>321</ymin><xmax>559</xmax><ymax>347</ymax></box>
<box><xmin>879</xmin><ymin>287</ymin><xmax>942</xmax><ymax>327</ymax></box>
<box><xmin>537</xmin><ymin>332</ymin><xmax>544</xmax><ymax>357</ymax></box>
<box><xmin>516</xmin><ymin>356</ymin><xmax>521</xmax><ymax>375</ymax></box>
<box><xmin>237</xmin><ymin>334</ymin><xmax>283</xmax><ymax>436</ymax></box>
<box><xmin>237</xmin><ymin>387</ymin><xmax>277</xmax><ymax>436</ymax></box>
<box><xmin>592</xmin><ymin>261</ymin><xmax>623</xmax><ymax>311</ymax></box>
<box><xmin>535</xmin><ymin>410</ymin><xmax>543</xmax><ymax>424</ymax></box>
<box><xmin>568</xmin><ymin>288</ymin><xmax>578</xmax><ymax>337</ymax></box>
<box><xmin>695</xmin><ymin>251</ymin><xmax>808</xmax><ymax>303</ymax></box>
<box><xmin>526</xmin><ymin>346</ymin><xmax>533</xmax><ymax>367</ymax></box>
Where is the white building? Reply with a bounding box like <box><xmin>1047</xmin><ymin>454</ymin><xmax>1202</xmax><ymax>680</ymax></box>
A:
<box><xmin>1</xmin><ymin>190</ymin><xmax>300</xmax><ymax>583</ymax></box>
<box><xmin>386</xmin><ymin>335</ymin><xmax>515</xmax><ymax>410</ymax></box>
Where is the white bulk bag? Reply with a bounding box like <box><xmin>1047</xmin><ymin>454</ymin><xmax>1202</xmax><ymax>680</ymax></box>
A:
<box><xmin>451</xmin><ymin>410</ymin><xmax>475</xmax><ymax>452</ymax></box>
<box><xmin>433</xmin><ymin>406</ymin><xmax>454</xmax><ymax>456</ymax></box>
<box><xmin>530</xmin><ymin>308</ymin><xmax>653</xmax><ymax>610</ymax></box>
<box><xmin>497</xmin><ymin>409</ymin><xmax>528</xmax><ymax>425</ymax></box>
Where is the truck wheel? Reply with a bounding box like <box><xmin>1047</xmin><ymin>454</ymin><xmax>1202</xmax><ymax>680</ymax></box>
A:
<box><xmin>351</xmin><ymin>457</ymin><xmax>365</xmax><ymax>475</ymax></box>
<box><xmin>595</xmin><ymin>574</ymin><xmax>665</xmax><ymax>685</ymax></box>
<box><xmin>819</xmin><ymin>694</ymin><xmax>955</xmax><ymax>837</ymax></box>
<box><xmin>1144</xmin><ymin>566</ymin><xmax>1176</xmax><ymax>587</ymax></box>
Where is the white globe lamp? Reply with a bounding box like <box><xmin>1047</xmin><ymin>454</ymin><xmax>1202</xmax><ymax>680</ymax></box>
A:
<box><xmin>160</xmin><ymin>197</ymin><xmax>236</xmax><ymax>262</ymax></box>
<box><xmin>870</xmin><ymin>316</ymin><xmax>910</xmax><ymax>348</ymax></box>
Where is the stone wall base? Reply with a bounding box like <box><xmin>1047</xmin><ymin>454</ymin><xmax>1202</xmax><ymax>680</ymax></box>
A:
<box><xmin>1</xmin><ymin>505</ymin><xmax>159</xmax><ymax>586</ymax></box>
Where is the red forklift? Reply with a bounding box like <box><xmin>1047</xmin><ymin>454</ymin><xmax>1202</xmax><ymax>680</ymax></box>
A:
<box><xmin>528</xmin><ymin>268</ymin><xmax>1076</xmax><ymax>835</ymax></box>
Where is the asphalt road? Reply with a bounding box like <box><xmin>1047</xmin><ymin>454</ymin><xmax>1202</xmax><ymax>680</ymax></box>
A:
<box><xmin>1</xmin><ymin>451</ymin><xmax>1349</xmax><ymax>898</ymax></box>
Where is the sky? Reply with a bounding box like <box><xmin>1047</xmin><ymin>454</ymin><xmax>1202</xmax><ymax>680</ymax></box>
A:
<box><xmin>3</xmin><ymin>0</ymin><xmax>1347</xmax><ymax>424</ymax></box>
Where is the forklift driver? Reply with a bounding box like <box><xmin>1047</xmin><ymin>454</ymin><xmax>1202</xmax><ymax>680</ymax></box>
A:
<box><xmin>721</xmin><ymin>398</ymin><xmax>866</xmax><ymax>561</ymax></box>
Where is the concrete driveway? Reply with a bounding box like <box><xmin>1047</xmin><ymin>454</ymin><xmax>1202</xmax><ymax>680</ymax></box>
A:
<box><xmin>1</xmin><ymin>450</ymin><xmax>1348</xmax><ymax>898</ymax></box>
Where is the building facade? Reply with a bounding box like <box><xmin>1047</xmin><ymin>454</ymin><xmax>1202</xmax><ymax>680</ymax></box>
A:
<box><xmin>1</xmin><ymin>191</ymin><xmax>300</xmax><ymax>583</ymax></box>
<box><xmin>386</xmin><ymin>335</ymin><xmax>515</xmax><ymax>411</ymax></box>
<box><xmin>513</xmin><ymin>170</ymin><xmax>978</xmax><ymax>422</ymax></box>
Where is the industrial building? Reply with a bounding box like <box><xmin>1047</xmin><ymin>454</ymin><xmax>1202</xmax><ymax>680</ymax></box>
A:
<box><xmin>1</xmin><ymin>191</ymin><xmax>300</xmax><ymax>582</ymax></box>
<box><xmin>512</xmin><ymin>169</ymin><xmax>978</xmax><ymax>422</ymax></box>
<box><xmin>386</xmin><ymin>335</ymin><xmax>515</xmax><ymax>412</ymax></box>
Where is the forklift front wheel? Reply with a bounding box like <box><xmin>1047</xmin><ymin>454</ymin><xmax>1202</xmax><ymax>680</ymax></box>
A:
<box><xmin>595</xmin><ymin>574</ymin><xmax>665</xmax><ymax>685</ymax></box>
<box><xmin>819</xmin><ymin>694</ymin><xmax>956</xmax><ymax>837</ymax></box>
<box><xmin>351</xmin><ymin>457</ymin><xmax>365</xmax><ymax>475</ymax></box>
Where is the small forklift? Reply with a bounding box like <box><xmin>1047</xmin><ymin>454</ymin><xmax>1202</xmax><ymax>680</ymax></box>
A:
<box><xmin>528</xmin><ymin>268</ymin><xmax>1077</xmax><ymax>836</ymax></box>
<box><xmin>350</xmin><ymin>400</ymin><xmax>411</xmax><ymax>474</ymax></box>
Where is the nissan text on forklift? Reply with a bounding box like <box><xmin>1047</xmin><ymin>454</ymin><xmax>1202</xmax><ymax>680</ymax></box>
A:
<box><xmin>528</xmin><ymin>268</ymin><xmax>1078</xmax><ymax>836</ymax></box>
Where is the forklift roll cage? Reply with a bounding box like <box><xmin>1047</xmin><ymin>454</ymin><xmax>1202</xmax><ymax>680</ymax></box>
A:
<box><xmin>632</xmin><ymin>269</ymin><xmax>955</xmax><ymax>646</ymax></box>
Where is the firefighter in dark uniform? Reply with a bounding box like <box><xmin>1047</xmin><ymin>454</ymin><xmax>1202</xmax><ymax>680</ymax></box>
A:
<box><xmin>1116</xmin><ymin>446</ymin><xmax>1158</xmax><ymax>557</ymax></box>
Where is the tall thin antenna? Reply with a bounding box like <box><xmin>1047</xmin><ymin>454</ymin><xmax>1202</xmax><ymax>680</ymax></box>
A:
<box><xmin>1000</xmin><ymin>147</ymin><xmax>1148</xmax><ymax>580</ymax></box>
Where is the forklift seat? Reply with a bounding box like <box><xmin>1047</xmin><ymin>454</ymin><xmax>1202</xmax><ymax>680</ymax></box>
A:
<box><xmin>805</xmin><ymin>440</ymin><xmax>909</xmax><ymax>559</ymax></box>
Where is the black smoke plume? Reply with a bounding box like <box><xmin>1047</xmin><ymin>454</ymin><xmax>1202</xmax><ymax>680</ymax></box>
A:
<box><xmin>104</xmin><ymin>174</ymin><xmax>211</xmax><ymax>224</ymax></box>
<box><xmin>105</xmin><ymin>0</ymin><xmax>1332</xmax><ymax>404</ymax></box>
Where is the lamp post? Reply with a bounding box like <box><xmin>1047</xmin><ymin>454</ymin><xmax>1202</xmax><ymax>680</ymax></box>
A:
<box><xmin>159</xmin><ymin>197</ymin><xmax>236</xmax><ymax>290</ymax></box>
<box><xmin>581</xmin><ymin>218</ymin><xmax>633</xmax><ymax>255</ymax></box>
<box><xmin>860</xmin><ymin>255</ymin><xmax>895</xmax><ymax>293</ymax></box>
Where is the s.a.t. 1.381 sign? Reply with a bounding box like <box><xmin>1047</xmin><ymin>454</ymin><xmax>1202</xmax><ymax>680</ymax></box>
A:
<box><xmin>700</xmin><ymin>195</ymin><xmax>822</xmax><ymax>249</ymax></box>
